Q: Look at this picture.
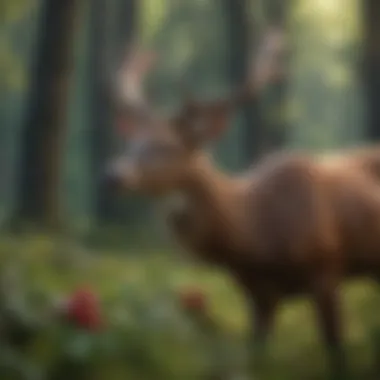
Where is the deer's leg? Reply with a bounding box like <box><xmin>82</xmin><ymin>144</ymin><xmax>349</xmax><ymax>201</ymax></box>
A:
<box><xmin>311</xmin><ymin>271</ymin><xmax>348</xmax><ymax>380</ymax></box>
<box><xmin>232</xmin><ymin>266</ymin><xmax>278</xmax><ymax>373</ymax></box>
<box><xmin>247</xmin><ymin>293</ymin><xmax>279</xmax><ymax>373</ymax></box>
<box><xmin>251</xmin><ymin>296</ymin><xmax>277</xmax><ymax>351</ymax></box>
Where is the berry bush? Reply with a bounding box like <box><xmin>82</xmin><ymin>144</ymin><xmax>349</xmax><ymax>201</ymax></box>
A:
<box><xmin>0</xmin><ymin>234</ymin><xmax>378</xmax><ymax>380</ymax></box>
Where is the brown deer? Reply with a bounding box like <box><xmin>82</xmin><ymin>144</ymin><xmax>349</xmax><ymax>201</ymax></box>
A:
<box><xmin>104</xmin><ymin>30</ymin><xmax>380</xmax><ymax>379</ymax></box>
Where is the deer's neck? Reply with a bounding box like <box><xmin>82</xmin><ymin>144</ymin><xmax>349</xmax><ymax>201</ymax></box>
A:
<box><xmin>159</xmin><ymin>154</ymin><xmax>231</xmax><ymax>211</ymax></box>
<box><xmin>163</xmin><ymin>153</ymin><xmax>251</xmax><ymax>258</ymax></box>
<box><xmin>181</xmin><ymin>154</ymin><xmax>236</xmax><ymax>210</ymax></box>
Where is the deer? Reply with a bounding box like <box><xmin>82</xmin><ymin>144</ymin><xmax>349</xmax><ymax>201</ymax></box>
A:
<box><xmin>104</xmin><ymin>29</ymin><xmax>380</xmax><ymax>379</ymax></box>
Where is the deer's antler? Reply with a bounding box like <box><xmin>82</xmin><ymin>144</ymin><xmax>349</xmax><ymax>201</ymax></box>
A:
<box><xmin>177</xmin><ymin>27</ymin><xmax>287</xmax><ymax>119</ymax></box>
<box><xmin>115</xmin><ymin>43</ymin><xmax>157</xmax><ymax>108</ymax></box>
<box><xmin>107</xmin><ymin>42</ymin><xmax>158</xmax><ymax>136</ymax></box>
<box><xmin>250</xmin><ymin>26</ymin><xmax>286</xmax><ymax>91</ymax></box>
<box><xmin>171</xmin><ymin>27</ymin><xmax>287</xmax><ymax>142</ymax></box>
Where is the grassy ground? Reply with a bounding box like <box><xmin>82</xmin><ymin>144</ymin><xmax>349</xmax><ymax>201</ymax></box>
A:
<box><xmin>0</xmin><ymin>233</ymin><xmax>379</xmax><ymax>379</ymax></box>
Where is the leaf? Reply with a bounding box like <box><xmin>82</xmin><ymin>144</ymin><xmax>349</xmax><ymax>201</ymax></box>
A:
<box><xmin>63</xmin><ymin>331</ymin><xmax>95</xmax><ymax>361</ymax></box>
<box><xmin>0</xmin><ymin>35</ymin><xmax>27</xmax><ymax>91</ymax></box>
<box><xmin>0</xmin><ymin>0</ymin><xmax>31</xmax><ymax>25</ymax></box>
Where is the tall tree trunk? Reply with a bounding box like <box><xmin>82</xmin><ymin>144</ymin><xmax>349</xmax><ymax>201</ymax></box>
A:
<box><xmin>363</xmin><ymin>0</ymin><xmax>380</xmax><ymax>140</ymax></box>
<box><xmin>11</xmin><ymin>0</ymin><xmax>79</xmax><ymax>229</ymax></box>
<box><xmin>89</xmin><ymin>0</ymin><xmax>137</xmax><ymax>223</ymax></box>
<box><xmin>224</xmin><ymin>0</ymin><xmax>264</xmax><ymax>165</ymax></box>
<box><xmin>262</xmin><ymin>0</ymin><xmax>288</xmax><ymax>150</ymax></box>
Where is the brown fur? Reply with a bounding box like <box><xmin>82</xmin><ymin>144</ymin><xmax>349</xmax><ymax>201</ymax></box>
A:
<box><xmin>107</xmin><ymin>111</ymin><xmax>380</xmax><ymax>379</ymax></box>
<box><xmin>165</xmin><ymin>148</ymin><xmax>380</xmax><ymax>378</ymax></box>
<box><xmin>105</xmin><ymin>30</ymin><xmax>380</xmax><ymax>378</ymax></box>
<box><xmin>169</xmin><ymin>149</ymin><xmax>380</xmax><ymax>273</ymax></box>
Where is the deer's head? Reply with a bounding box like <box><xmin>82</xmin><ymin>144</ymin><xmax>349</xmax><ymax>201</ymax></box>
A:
<box><xmin>104</xmin><ymin>28</ymin><xmax>285</xmax><ymax>196</ymax></box>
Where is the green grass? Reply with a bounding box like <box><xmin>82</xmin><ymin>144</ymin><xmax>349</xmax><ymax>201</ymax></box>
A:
<box><xmin>0</xmin><ymin>233</ymin><xmax>379</xmax><ymax>379</ymax></box>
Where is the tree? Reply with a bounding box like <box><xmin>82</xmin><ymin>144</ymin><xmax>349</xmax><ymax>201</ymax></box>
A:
<box><xmin>224</xmin><ymin>0</ymin><xmax>288</xmax><ymax>164</ymax></box>
<box><xmin>224</xmin><ymin>0</ymin><xmax>263</xmax><ymax>165</ymax></box>
<box><xmin>11</xmin><ymin>0</ymin><xmax>80</xmax><ymax>229</ymax></box>
<box><xmin>261</xmin><ymin>0</ymin><xmax>288</xmax><ymax>150</ymax></box>
<box><xmin>88</xmin><ymin>0</ymin><xmax>138</xmax><ymax>223</ymax></box>
<box><xmin>363</xmin><ymin>0</ymin><xmax>380</xmax><ymax>140</ymax></box>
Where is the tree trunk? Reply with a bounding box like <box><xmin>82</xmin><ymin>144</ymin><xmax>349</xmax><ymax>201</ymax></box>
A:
<box><xmin>363</xmin><ymin>0</ymin><xmax>380</xmax><ymax>140</ymax></box>
<box><xmin>89</xmin><ymin>0</ymin><xmax>137</xmax><ymax>223</ymax></box>
<box><xmin>261</xmin><ymin>0</ymin><xmax>288</xmax><ymax>150</ymax></box>
<box><xmin>224</xmin><ymin>0</ymin><xmax>264</xmax><ymax>165</ymax></box>
<box><xmin>11</xmin><ymin>0</ymin><xmax>79</xmax><ymax>229</ymax></box>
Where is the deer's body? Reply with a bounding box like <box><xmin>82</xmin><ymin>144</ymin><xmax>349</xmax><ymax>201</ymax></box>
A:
<box><xmin>168</xmin><ymin>151</ymin><xmax>380</xmax><ymax>278</ymax></box>
<box><xmin>105</xmin><ymin>31</ymin><xmax>379</xmax><ymax>378</ymax></box>
<box><xmin>166</xmin><ymin>150</ymin><xmax>380</xmax><ymax>377</ymax></box>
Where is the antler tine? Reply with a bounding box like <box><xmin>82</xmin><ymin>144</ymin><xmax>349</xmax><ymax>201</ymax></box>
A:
<box><xmin>175</xmin><ymin>26</ymin><xmax>286</xmax><ymax>121</ymax></box>
<box><xmin>170</xmin><ymin>25</ymin><xmax>287</xmax><ymax>142</ymax></box>
<box><xmin>116</xmin><ymin>43</ymin><xmax>143</xmax><ymax>107</ymax></box>
<box><xmin>250</xmin><ymin>26</ymin><xmax>286</xmax><ymax>90</ymax></box>
<box><xmin>115</xmin><ymin>39</ymin><xmax>158</xmax><ymax>109</ymax></box>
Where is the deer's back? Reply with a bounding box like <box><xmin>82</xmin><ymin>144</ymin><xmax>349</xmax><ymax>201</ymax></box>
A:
<box><xmin>246</xmin><ymin>153</ymin><xmax>337</xmax><ymax>264</ymax></box>
<box><xmin>246</xmin><ymin>152</ymin><xmax>380</xmax><ymax>273</ymax></box>
<box><xmin>167</xmin><ymin>150</ymin><xmax>380</xmax><ymax>279</ymax></box>
<box><xmin>318</xmin><ymin>145</ymin><xmax>380</xmax><ymax>183</ymax></box>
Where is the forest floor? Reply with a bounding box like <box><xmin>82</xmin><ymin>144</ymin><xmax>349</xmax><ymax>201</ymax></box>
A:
<box><xmin>0</xmin><ymin>233</ymin><xmax>379</xmax><ymax>380</ymax></box>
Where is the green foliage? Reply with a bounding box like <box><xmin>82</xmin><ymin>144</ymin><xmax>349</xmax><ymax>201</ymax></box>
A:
<box><xmin>140</xmin><ymin>0</ymin><xmax>228</xmax><ymax>108</ymax></box>
<box><xmin>0</xmin><ymin>0</ymin><xmax>35</xmax><ymax>24</ymax></box>
<box><xmin>288</xmin><ymin>0</ymin><xmax>365</xmax><ymax>149</ymax></box>
<box><xmin>0</xmin><ymin>36</ymin><xmax>25</xmax><ymax>91</ymax></box>
<box><xmin>0</xmin><ymin>0</ymin><xmax>38</xmax><ymax>91</ymax></box>
<box><xmin>0</xmin><ymin>235</ymin><xmax>379</xmax><ymax>379</ymax></box>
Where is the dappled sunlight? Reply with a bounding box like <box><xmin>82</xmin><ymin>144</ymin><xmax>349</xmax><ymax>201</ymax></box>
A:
<box><xmin>1</xmin><ymin>0</ymin><xmax>380</xmax><ymax>379</ymax></box>
<box><xmin>289</xmin><ymin>0</ymin><xmax>365</xmax><ymax>149</ymax></box>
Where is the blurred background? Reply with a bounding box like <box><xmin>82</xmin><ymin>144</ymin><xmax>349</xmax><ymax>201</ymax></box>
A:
<box><xmin>0</xmin><ymin>0</ymin><xmax>379</xmax><ymax>379</ymax></box>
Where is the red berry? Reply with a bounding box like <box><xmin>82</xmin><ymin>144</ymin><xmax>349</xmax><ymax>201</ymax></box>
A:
<box><xmin>179</xmin><ymin>288</ymin><xmax>207</xmax><ymax>314</ymax></box>
<box><xmin>64</xmin><ymin>287</ymin><xmax>103</xmax><ymax>331</ymax></box>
